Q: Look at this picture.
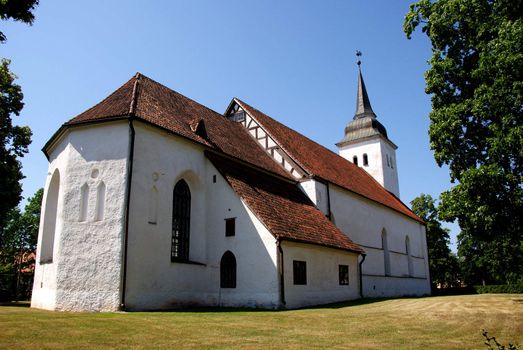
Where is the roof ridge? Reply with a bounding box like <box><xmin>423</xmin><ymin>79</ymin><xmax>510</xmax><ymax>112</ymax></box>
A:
<box><xmin>128</xmin><ymin>73</ymin><xmax>141</xmax><ymax>116</ymax></box>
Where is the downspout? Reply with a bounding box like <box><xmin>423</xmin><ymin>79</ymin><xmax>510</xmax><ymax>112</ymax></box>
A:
<box><xmin>326</xmin><ymin>182</ymin><xmax>332</xmax><ymax>220</ymax></box>
<box><xmin>276</xmin><ymin>239</ymin><xmax>286</xmax><ymax>307</ymax></box>
<box><xmin>120</xmin><ymin>75</ymin><xmax>140</xmax><ymax>310</ymax></box>
<box><xmin>359</xmin><ymin>253</ymin><xmax>366</xmax><ymax>298</ymax></box>
<box><xmin>120</xmin><ymin>117</ymin><xmax>135</xmax><ymax>310</ymax></box>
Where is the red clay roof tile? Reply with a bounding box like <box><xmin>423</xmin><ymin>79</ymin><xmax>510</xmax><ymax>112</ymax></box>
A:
<box><xmin>235</xmin><ymin>99</ymin><xmax>423</xmax><ymax>223</ymax></box>
<box><xmin>206</xmin><ymin>152</ymin><xmax>363</xmax><ymax>253</ymax></box>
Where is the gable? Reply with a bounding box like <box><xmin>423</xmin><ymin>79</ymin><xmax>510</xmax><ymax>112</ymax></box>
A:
<box><xmin>230</xmin><ymin>99</ymin><xmax>423</xmax><ymax>224</ymax></box>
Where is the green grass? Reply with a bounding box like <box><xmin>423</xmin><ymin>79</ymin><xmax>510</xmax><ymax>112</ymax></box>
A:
<box><xmin>1</xmin><ymin>294</ymin><xmax>522</xmax><ymax>349</ymax></box>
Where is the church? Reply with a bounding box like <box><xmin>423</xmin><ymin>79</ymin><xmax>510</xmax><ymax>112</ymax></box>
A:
<box><xmin>31</xmin><ymin>67</ymin><xmax>431</xmax><ymax>311</ymax></box>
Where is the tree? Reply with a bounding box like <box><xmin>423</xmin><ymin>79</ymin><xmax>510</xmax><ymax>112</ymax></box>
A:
<box><xmin>404</xmin><ymin>0</ymin><xmax>523</xmax><ymax>284</ymax></box>
<box><xmin>411</xmin><ymin>194</ymin><xmax>459</xmax><ymax>288</ymax></box>
<box><xmin>0</xmin><ymin>0</ymin><xmax>38</xmax><ymax>230</ymax></box>
<box><xmin>0</xmin><ymin>188</ymin><xmax>42</xmax><ymax>300</ymax></box>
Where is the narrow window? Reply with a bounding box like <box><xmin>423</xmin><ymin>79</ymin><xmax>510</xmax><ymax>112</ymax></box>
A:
<box><xmin>148</xmin><ymin>186</ymin><xmax>158</xmax><ymax>224</ymax></box>
<box><xmin>40</xmin><ymin>169</ymin><xmax>60</xmax><ymax>263</ymax></box>
<box><xmin>386</xmin><ymin>154</ymin><xmax>390</xmax><ymax>167</ymax></box>
<box><xmin>339</xmin><ymin>265</ymin><xmax>349</xmax><ymax>285</ymax></box>
<box><xmin>94</xmin><ymin>181</ymin><xmax>105</xmax><ymax>221</ymax></box>
<box><xmin>212</xmin><ymin>175</ymin><xmax>216</xmax><ymax>183</ymax></box>
<box><xmin>390</xmin><ymin>156</ymin><xmax>394</xmax><ymax>169</ymax></box>
<box><xmin>293</xmin><ymin>260</ymin><xmax>307</xmax><ymax>285</ymax></box>
<box><xmin>79</xmin><ymin>183</ymin><xmax>89</xmax><ymax>222</ymax></box>
<box><xmin>225</xmin><ymin>218</ymin><xmax>235</xmax><ymax>237</ymax></box>
<box><xmin>172</xmin><ymin>180</ymin><xmax>191</xmax><ymax>262</ymax></box>
<box><xmin>406</xmin><ymin>236</ymin><xmax>413</xmax><ymax>276</ymax></box>
<box><xmin>220</xmin><ymin>251</ymin><xmax>236</xmax><ymax>288</ymax></box>
<box><xmin>353</xmin><ymin>156</ymin><xmax>358</xmax><ymax>166</ymax></box>
<box><xmin>382</xmin><ymin>229</ymin><xmax>391</xmax><ymax>276</ymax></box>
<box><xmin>363</xmin><ymin>153</ymin><xmax>369</xmax><ymax>166</ymax></box>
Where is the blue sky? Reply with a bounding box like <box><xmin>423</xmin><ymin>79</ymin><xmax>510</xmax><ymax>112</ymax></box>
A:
<box><xmin>2</xmin><ymin>0</ymin><xmax>460</xmax><ymax>249</ymax></box>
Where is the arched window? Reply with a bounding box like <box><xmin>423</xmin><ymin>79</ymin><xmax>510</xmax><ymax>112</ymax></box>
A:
<box><xmin>220</xmin><ymin>251</ymin><xmax>236</xmax><ymax>288</ymax></box>
<box><xmin>94</xmin><ymin>181</ymin><xmax>105</xmax><ymax>221</ymax></box>
<box><xmin>79</xmin><ymin>183</ymin><xmax>89</xmax><ymax>222</ymax></box>
<box><xmin>172</xmin><ymin>180</ymin><xmax>191</xmax><ymax>262</ymax></box>
<box><xmin>406</xmin><ymin>236</ymin><xmax>413</xmax><ymax>276</ymax></box>
<box><xmin>382</xmin><ymin>229</ymin><xmax>390</xmax><ymax>276</ymax></box>
<box><xmin>40</xmin><ymin>169</ymin><xmax>60</xmax><ymax>263</ymax></box>
<box><xmin>353</xmin><ymin>156</ymin><xmax>358</xmax><ymax>166</ymax></box>
<box><xmin>363</xmin><ymin>153</ymin><xmax>369</xmax><ymax>166</ymax></box>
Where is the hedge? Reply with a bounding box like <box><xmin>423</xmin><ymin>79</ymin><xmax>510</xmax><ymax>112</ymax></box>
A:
<box><xmin>473</xmin><ymin>284</ymin><xmax>523</xmax><ymax>294</ymax></box>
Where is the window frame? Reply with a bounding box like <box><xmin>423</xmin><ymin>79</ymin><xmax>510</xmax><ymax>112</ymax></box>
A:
<box><xmin>339</xmin><ymin>264</ymin><xmax>349</xmax><ymax>285</ymax></box>
<box><xmin>171</xmin><ymin>179</ymin><xmax>191</xmax><ymax>262</ymax></box>
<box><xmin>293</xmin><ymin>260</ymin><xmax>307</xmax><ymax>285</ymax></box>
<box><xmin>225</xmin><ymin>217</ymin><xmax>236</xmax><ymax>237</ymax></box>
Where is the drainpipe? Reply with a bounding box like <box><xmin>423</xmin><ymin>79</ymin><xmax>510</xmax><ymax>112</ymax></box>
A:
<box><xmin>120</xmin><ymin>117</ymin><xmax>135</xmax><ymax>310</ymax></box>
<box><xmin>276</xmin><ymin>239</ymin><xmax>286</xmax><ymax>307</ymax></box>
<box><xmin>359</xmin><ymin>253</ymin><xmax>366</xmax><ymax>298</ymax></box>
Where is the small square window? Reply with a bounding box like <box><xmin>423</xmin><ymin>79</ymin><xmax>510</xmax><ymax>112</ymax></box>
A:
<box><xmin>339</xmin><ymin>265</ymin><xmax>349</xmax><ymax>285</ymax></box>
<box><xmin>293</xmin><ymin>260</ymin><xmax>307</xmax><ymax>285</ymax></box>
<box><xmin>225</xmin><ymin>218</ymin><xmax>235</xmax><ymax>237</ymax></box>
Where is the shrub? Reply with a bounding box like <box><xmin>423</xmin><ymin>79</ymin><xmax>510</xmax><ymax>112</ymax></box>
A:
<box><xmin>474</xmin><ymin>284</ymin><xmax>523</xmax><ymax>294</ymax></box>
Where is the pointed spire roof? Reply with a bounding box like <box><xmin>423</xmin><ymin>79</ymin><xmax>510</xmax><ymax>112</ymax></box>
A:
<box><xmin>337</xmin><ymin>65</ymin><xmax>392</xmax><ymax>147</ymax></box>
<box><xmin>354</xmin><ymin>67</ymin><xmax>377</xmax><ymax>120</ymax></box>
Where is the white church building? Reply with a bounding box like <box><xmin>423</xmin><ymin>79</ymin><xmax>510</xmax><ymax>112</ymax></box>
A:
<box><xmin>31</xmin><ymin>68</ymin><xmax>430</xmax><ymax>311</ymax></box>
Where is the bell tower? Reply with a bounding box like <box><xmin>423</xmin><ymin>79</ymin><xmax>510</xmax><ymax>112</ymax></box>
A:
<box><xmin>336</xmin><ymin>52</ymin><xmax>400</xmax><ymax>197</ymax></box>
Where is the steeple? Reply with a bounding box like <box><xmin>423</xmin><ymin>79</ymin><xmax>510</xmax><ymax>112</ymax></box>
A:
<box><xmin>354</xmin><ymin>66</ymin><xmax>378</xmax><ymax>120</ymax></box>
<box><xmin>336</xmin><ymin>52</ymin><xmax>400</xmax><ymax>198</ymax></box>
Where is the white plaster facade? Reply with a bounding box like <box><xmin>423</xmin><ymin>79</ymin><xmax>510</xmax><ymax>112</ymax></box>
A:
<box><xmin>32</xmin><ymin>120</ymin><xmax>362</xmax><ymax>311</ymax></box>
<box><xmin>338</xmin><ymin>135</ymin><xmax>400</xmax><ymax>198</ymax></box>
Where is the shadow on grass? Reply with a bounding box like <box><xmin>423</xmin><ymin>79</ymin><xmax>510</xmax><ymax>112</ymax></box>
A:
<box><xmin>0</xmin><ymin>301</ymin><xmax>30</xmax><ymax>307</ymax></box>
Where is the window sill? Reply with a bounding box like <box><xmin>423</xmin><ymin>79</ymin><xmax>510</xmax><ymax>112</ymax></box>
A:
<box><xmin>40</xmin><ymin>259</ymin><xmax>53</xmax><ymax>264</ymax></box>
<box><xmin>170</xmin><ymin>258</ymin><xmax>206</xmax><ymax>266</ymax></box>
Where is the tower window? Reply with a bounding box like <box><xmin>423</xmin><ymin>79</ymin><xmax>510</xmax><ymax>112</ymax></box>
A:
<box><xmin>172</xmin><ymin>179</ymin><xmax>191</xmax><ymax>262</ymax></box>
<box><xmin>293</xmin><ymin>260</ymin><xmax>307</xmax><ymax>285</ymax></box>
<box><xmin>225</xmin><ymin>218</ymin><xmax>235</xmax><ymax>237</ymax></box>
<box><xmin>353</xmin><ymin>156</ymin><xmax>358</xmax><ymax>166</ymax></box>
<box><xmin>363</xmin><ymin>153</ymin><xmax>368</xmax><ymax>166</ymax></box>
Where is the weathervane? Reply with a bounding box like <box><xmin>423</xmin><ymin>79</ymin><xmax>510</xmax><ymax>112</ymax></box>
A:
<box><xmin>356</xmin><ymin>50</ymin><xmax>362</xmax><ymax>66</ymax></box>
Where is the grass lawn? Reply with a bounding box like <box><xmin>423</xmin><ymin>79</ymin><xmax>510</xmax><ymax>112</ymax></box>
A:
<box><xmin>0</xmin><ymin>294</ymin><xmax>521</xmax><ymax>349</ymax></box>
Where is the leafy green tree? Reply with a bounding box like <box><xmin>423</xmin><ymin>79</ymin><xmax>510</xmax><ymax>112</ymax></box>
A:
<box><xmin>0</xmin><ymin>0</ymin><xmax>38</xmax><ymax>231</ymax></box>
<box><xmin>0</xmin><ymin>188</ymin><xmax>42</xmax><ymax>300</ymax></box>
<box><xmin>404</xmin><ymin>0</ymin><xmax>523</xmax><ymax>284</ymax></box>
<box><xmin>411</xmin><ymin>194</ymin><xmax>460</xmax><ymax>288</ymax></box>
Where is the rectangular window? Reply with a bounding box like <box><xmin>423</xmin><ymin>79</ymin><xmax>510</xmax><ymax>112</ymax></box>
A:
<box><xmin>339</xmin><ymin>265</ymin><xmax>349</xmax><ymax>285</ymax></box>
<box><xmin>293</xmin><ymin>260</ymin><xmax>307</xmax><ymax>285</ymax></box>
<box><xmin>225</xmin><ymin>218</ymin><xmax>235</xmax><ymax>237</ymax></box>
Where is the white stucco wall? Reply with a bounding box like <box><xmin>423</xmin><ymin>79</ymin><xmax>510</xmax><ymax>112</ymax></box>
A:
<box><xmin>32</xmin><ymin>122</ymin><xmax>130</xmax><ymax>311</ymax></box>
<box><xmin>282</xmin><ymin>241</ymin><xmax>360</xmax><ymax>309</ymax></box>
<box><xmin>299</xmin><ymin>180</ymin><xmax>328</xmax><ymax>216</ymax></box>
<box><xmin>338</xmin><ymin>136</ymin><xmax>400</xmax><ymax>198</ymax></box>
<box><xmin>124</xmin><ymin>122</ymin><xmax>280</xmax><ymax>310</ymax></box>
<box><xmin>328</xmin><ymin>184</ymin><xmax>430</xmax><ymax>297</ymax></box>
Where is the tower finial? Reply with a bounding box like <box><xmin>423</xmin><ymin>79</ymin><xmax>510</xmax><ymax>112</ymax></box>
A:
<box><xmin>356</xmin><ymin>50</ymin><xmax>362</xmax><ymax>67</ymax></box>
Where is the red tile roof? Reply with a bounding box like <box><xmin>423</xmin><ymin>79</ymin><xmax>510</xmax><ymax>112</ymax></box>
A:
<box><xmin>206</xmin><ymin>152</ymin><xmax>363</xmax><ymax>253</ymax></box>
<box><xmin>63</xmin><ymin>74</ymin><xmax>290</xmax><ymax>179</ymax></box>
<box><xmin>234</xmin><ymin>99</ymin><xmax>423</xmax><ymax>223</ymax></box>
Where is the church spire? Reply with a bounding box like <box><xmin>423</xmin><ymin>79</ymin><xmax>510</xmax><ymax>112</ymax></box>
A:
<box><xmin>354</xmin><ymin>53</ymin><xmax>377</xmax><ymax>120</ymax></box>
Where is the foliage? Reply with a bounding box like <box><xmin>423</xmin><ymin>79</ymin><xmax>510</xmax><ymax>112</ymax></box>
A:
<box><xmin>0</xmin><ymin>0</ymin><xmax>39</xmax><ymax>43</ymax></box>
<box><xmin>0</xmin><ymin>0</ymin><xmax>38</xmax><ymax>231</ymax></box>
<box><xmin>474</xmin><ymin>284</ymin><xmax>523</xmax><ymax>294</ymax></box>
<box><xmin>410</xmin><ymin>194</ymin><xmax>459</xmax><ymax>287</ymax></box>
<box><xmin>0</xmin><ymin>188</ymin><xmax>42</xmax><ymax>301</ymax></box>
<box><xmin>404</xmin><ymin>0</ymin><xmax>523</xmax><ymax>284</ymax></box>
<box><xmin>482</xmin><ymin>329</ymin><xmax>520</xmax><ymax>350</ymax></box>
